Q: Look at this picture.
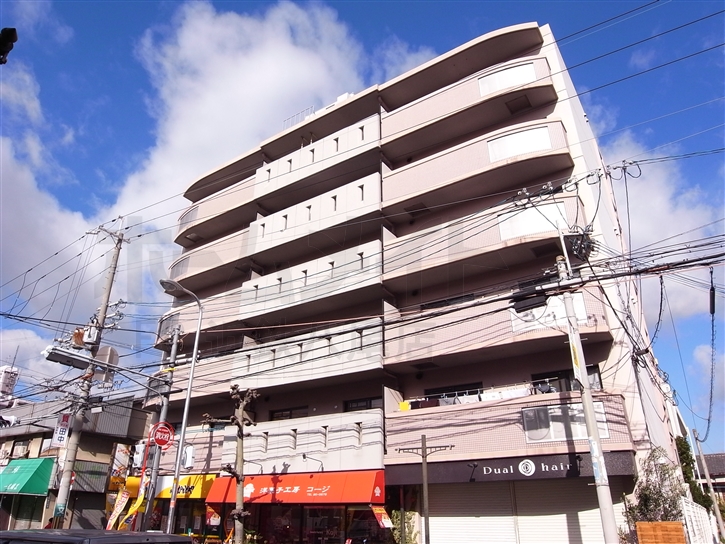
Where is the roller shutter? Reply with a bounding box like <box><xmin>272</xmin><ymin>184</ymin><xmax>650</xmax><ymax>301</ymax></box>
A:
<box><xmin>514</xmin><ymin>477</ymin><xmax>628</xmax><ymax>544</ymax></box>
<box><xmin>429</xmin><ymin>482</ymin><xmax>517</xmax><ymax>544</ymax></box>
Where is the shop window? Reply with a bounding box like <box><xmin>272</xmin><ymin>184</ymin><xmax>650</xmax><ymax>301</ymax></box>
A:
<box><xmin>344</xmin><ymin>397</ymin><xmax>383</xmax><ymax>412</ymax></box>
<box><xmin>270</xmin><ymin>406</ymin><xmax>309</xmax><ymax>421</ymax></box>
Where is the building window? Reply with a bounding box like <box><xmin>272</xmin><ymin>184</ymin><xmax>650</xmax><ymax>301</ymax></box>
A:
<box><xmin>522</xmin><ymin>401</ymin><xmax>609</xmax><ymax>443</ymax></box>
<box><xmin>270</xmin><ymin>406</ymin><xmax>309</xmax><ymax>421</ymax></box>
<box><xmin>310</xmin><ymin>149</ymin><xmax>315</xmax><ymax>162</ymax></box>
<box><xmin>333</xmin><ymin>138</ymin><xmax>339</xmax><ymax>152</ymax></box>
<box><xmin>344</xmin><ymin>397</ymin><xmax>383</xmax><ymax>412</ymax></box>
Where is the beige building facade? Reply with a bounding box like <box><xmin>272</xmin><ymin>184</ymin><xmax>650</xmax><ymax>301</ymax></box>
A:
<box><xmin>150</xmin><ymin>22</ymin><xmax>680</xmax><ymax>544</ymax></box>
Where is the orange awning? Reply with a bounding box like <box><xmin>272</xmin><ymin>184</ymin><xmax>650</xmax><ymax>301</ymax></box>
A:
<box><xmin>206</xmin><ymin>470</ymin><xmax>385</xmax><ymax>504</ymax></box>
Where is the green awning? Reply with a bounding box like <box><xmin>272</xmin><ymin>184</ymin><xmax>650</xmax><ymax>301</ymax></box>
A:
<box><xmin>0</xmin><ymin>458</ymin><xmax>53</xmax><ymax>495</ymax></box>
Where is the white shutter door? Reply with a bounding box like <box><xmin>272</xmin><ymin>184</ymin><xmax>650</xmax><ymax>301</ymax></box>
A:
<box><xmin>429</xmin><ymin>482</ymin><xmax>517</xmax><ymax>544</ymax></box>
<box><xmin>515</xmin><ymin>478</ymin><xmax>624</xmax><ymax>544</ymax></box>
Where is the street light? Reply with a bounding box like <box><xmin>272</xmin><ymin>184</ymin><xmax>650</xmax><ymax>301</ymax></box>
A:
<box><xmin>159</xmin><ymin>279</ymin><xmax>203</xmax><ymax>535</ymax></box>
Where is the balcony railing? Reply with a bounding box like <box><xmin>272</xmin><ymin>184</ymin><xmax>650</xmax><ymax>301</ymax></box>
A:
<box><xmin>385</xmin><ymin>391</ymin><xmax>632</xmax><ymax>464</ymax></box>
<box><xmin>166</xmin><ymin>318</ymin><xmax>384</xmax><ymax>399</ymax></box>
<box><xmin>381</xmin><ymin>57</ymin><xmax>555</xmax><ymax>163</ymax></box>
<box><xmin>384</xmin><ymin>287</ymin><xmax>610</xmax><ymax>366</ymax></box>
<box><xmin>382</xmin><ymin>120</ymin><xmax>572</xmax><ymax>208</ymax></box>
<box><xmin>153</xmin><ymin>409</ymin><xmax>384</xmax><ymax>475</ymax></box>
<box><xmin>383</xmin><ymin>195</ymin><xmax>585</xmax><ymax>280</ymax></box>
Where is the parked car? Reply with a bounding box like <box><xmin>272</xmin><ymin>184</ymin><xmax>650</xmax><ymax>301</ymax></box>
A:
<box><xmin>0</xmin><ymin>530</ymin><xmax>193</xmax><ymax>544</ymax></box>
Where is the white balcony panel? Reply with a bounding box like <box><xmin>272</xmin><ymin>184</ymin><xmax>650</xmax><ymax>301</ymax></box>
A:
<box><xmin>382</xmin><ymin>58</ymin><xmax>551</xmax><ymax>141</ymax></box>
<box><xmin>510</xmin><ymin>293</ymin><xmax>587</xmax><ymax>334</ymax></box>
<box><xmin>384</xmin><ymin>288</ymin><xmax>609</xmax><ymax>365</ymax></box>
<box><xmin>246</xmin><ymin>173</ymin><xmax>381</xmax><ymax>257</ymax></box>
<box><xmin>224</xmin><ymin>409</ymin><xmax>384</xmax><ymax>473</ymax></box>
<box><xmin>167</xmin><ymin>319</ymin><xmax>383</xmax><ymax>399</ymax></box>
<box><xmin>478</xmin><ymin>61</ymin><xmax>538</xmax><ymax>97</ymax></box>
<box><xmin>383</xmin><ymin>120</ymin><xmax>569</xmax><ymax>205</ymax></box>
<box><xmin>239</xmin><ymin>240</ymin><xmax>382</xmax><ymax>321</ymax></box>
<box><xmin>488</xmin><ymin>126</ymin><xmax>551</xmax><ymax>163</ymax></box>
<box><xmin>255</xmin><ymin>114</ymin><xmax>380</xmax><ymax>198</ymax></box>
<box><xmin>384</xmin><ymin>197</ymin><xmax>583</xmax><ymax>279</ymax></box>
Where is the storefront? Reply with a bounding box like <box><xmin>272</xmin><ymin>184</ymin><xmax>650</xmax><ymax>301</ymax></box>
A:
<box><xmin>120</xmin><ymin>474</ymin><xmax>216</xmax><ymax>535</ymax></box>
<box><xmin>205</xmin><ymin>470</ymin><xmax>390</xmax><ymax>544</ymax></box>
<box><xmin>386</xmin><ymin>452</ymin><xmax>636</xmax><ymax>544</ymax></box>
<box><xmin>0</xmin><ymin>458</ymin><xmax>54</xmax><ymax>530</ymax></box>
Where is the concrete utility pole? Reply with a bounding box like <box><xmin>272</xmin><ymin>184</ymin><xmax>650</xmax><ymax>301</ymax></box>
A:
<box><xmin>140</xmin><ymin>325</ymin><xmax>180</xmax><ymax>531</ymax></box>
<box><xmin>53</xmin><ymin>230</ymin><xmax>124</xmax><ymax>528</ymax></box>
<box><xmin>397</xmin><ymin>434</ymin><xmax>453</xmax><ymax>544</ymax></box>
<box><xmin>693</xmin><ymin>430</ymin><xmax>725</xmax><ymax>540</ymax></box>
<box><xmin>556</xmin><ymin>255</ymin><xmax>619</xmax><ymax>544</ymax></box>
<box><xmin>219</xmin><ymin>386</ymin><xmax>258</xmax><ymax>544</ymax></box>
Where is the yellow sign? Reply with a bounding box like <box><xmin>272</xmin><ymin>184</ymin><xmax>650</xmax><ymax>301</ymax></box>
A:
<box><xmin>156</xmin><ymin>474</ymin><xmax>216</xmax><ymax>499</ymax></box>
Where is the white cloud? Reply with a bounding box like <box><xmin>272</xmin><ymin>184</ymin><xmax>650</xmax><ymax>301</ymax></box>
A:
<box><xmin>0</xmin><ymin>63</ymin><xmax>44</xmax><ymax>125</ymax></box>
<box><xmin>629</xmin><ymin>48</ymin><xmax>657</xmax><ymax>70</ymax></box>
<box><xmin>369</xmin><ymin>35</ymin><xmax>436</xmax><ymax>84</ymax></box>
<box><xmin>1</xmin><ymin>0</ymin><xmax>432</xmax><ymax>386</ymax></box>
<box><xmin>10</xmin><ymin>0</ymin><xmax>73</xmax><ymax>45</ymax></box>
<box><xmin>600</xmin><ymin>131</ymin><xmax>721</xmax><ymax>320</ymax></box>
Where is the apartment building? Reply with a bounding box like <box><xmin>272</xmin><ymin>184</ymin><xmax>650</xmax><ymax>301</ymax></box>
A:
<box><xmin>149</xmin><ymin>22</ymin><xmax>679</xmax><ymax>544</ymax></box>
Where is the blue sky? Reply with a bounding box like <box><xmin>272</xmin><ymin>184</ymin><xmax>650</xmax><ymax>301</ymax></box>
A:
<box><xmin>0</xmin><ymin>0</ymin><xmax>723</xmax><ymax>452</ymax></box>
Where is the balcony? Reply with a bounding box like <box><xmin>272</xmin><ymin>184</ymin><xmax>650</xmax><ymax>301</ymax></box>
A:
<box><xmin>154</xmin><ymin>409</ymin><xmax>384</xmax><ymax>475</ymax></box>
<box><xmin>160</xmin><ymin>242</ymin><xmax>383</xmax><ymax>350</ymax></box>
<box><xmin>385</xmin><ymin>391</ymin><xmax>633</xmax><ymax>465</ymax></box>
<box><xmin>381</xmin><ymin>57</ymin><xmax>556</xmax><ymax>166</ymax></box>
<box><xmin>175</xmin><ymin>175</ymin><xmax>257</xmax><ymax>248</ymax></box>
<box><xmin>253</xmin><ymin>114</ymin><xmax>381</xmax><ymax>213</ymax></box>
<box><xmin>166</xmin><ymin>318</ymin><xmax>383</xmax><ymax>401</ymax></box>
<box><xmin>383</xmin><ymin>195</ymin><xmax>585</xmax><ymax>294</ymax></box>
<box><xmin>382</xmin><ymin>120</ymin><xmax>574</xmax><ymax>221</ymax></box>
<box><xmin>168</xmin><ymin>174</ymin><xmax>382</xmax><ymax>293</ymax></box>
<box><xmin>384</xmin><ymin>287</ymin><xmax>611</xmax><ymax>369</ymax></box>
<box><xmin>379</xmin><ymin>23</ymin><xmax>544</xmax><ymax>111</ymax></box>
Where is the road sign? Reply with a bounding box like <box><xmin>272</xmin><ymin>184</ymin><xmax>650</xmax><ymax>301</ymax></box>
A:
<box><xmin>151</xmin><ymin>422</ymin><xmax>174</xmax><ymax>449</ymax></box>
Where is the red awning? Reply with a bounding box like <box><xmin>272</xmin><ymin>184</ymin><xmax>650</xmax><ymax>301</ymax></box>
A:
<box><xmin>206</xmin><ymin>470</ymin><xmax>385</xmax><ymax>504</ymax></box>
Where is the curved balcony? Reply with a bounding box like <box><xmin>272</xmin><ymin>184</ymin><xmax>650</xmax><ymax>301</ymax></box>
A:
<box><xmin>382</xmin><ymin>120</ymin><xmax>573</xmax><ymax>221</ymax></box>
<box><xmin>169</xmin><ymin>174</ymin><xmax>382</xmax><ymax>293</ymax></box>
<box><xmin>381</xmin><ymin>57</ymin><xmax>556</xmax><ymax>165</ymax></box>
<box><xmin>175</xmin><ymin>175</ymin><xmax>257</xmax><ymax>248</ymax></box>
<box><xmin>383</xmin><ymin>287</ymin><xmax>611</xmax><ymax>369</ymax></box>
<box><xmin>165</xmin><ymin>318</ymin><xmax>383</xmax><ymax>399</ymax></box>
<box><xmin>160</xmin><ymin>240</ymin><xmax>384</xmax><ymax>350</ymax></box>
<box><xmin>379</xmin><ymin>23</ymin><xmax>543</xmax><ymax>111</ymax></box>
<box><xmin>383</xmin><ymin>195</ymin><xmax>585</xmax><ymax>295</ymax></box>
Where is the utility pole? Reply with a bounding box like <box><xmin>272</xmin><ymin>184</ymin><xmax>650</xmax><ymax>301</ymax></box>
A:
<box><xmin>220</xmin><ymin>385</ymin><xmax>257</xmax><ymax>544</ymax></box>
<box><xmin>141</xmin><ymin>325</ymin><xmax>180</xmax><ymax>531</ymax></box>
<box><xmin>397</xmin><ymin>434</ymin><xmax>453</xmax><ymax>544</ymax></box>
<box><xmin>556</xmin><ymin>255</ymin><xmax>619</xmax><ymax>543</ymax></box>
<box><xmin>693</xmin><ymin>430</ymin><xmax>725</xmax><ymax>540</ymax></box>
<box><xmin>53</xmin><ymin>229</ymin><xmax>125</xmax><ymax>528</ymax></box>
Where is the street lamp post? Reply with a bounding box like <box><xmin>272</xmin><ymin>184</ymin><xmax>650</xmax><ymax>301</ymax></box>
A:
<box><xmin>159</xmin><ymin>279</ymin><xmax>203</xmax><ymax>535</ymax></box>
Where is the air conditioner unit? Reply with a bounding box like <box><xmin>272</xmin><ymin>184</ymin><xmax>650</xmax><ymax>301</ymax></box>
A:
<box><xmin>12</xmin><ymin>445</ymin><xmax>27</xmax><ymax>458</ymax></box>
